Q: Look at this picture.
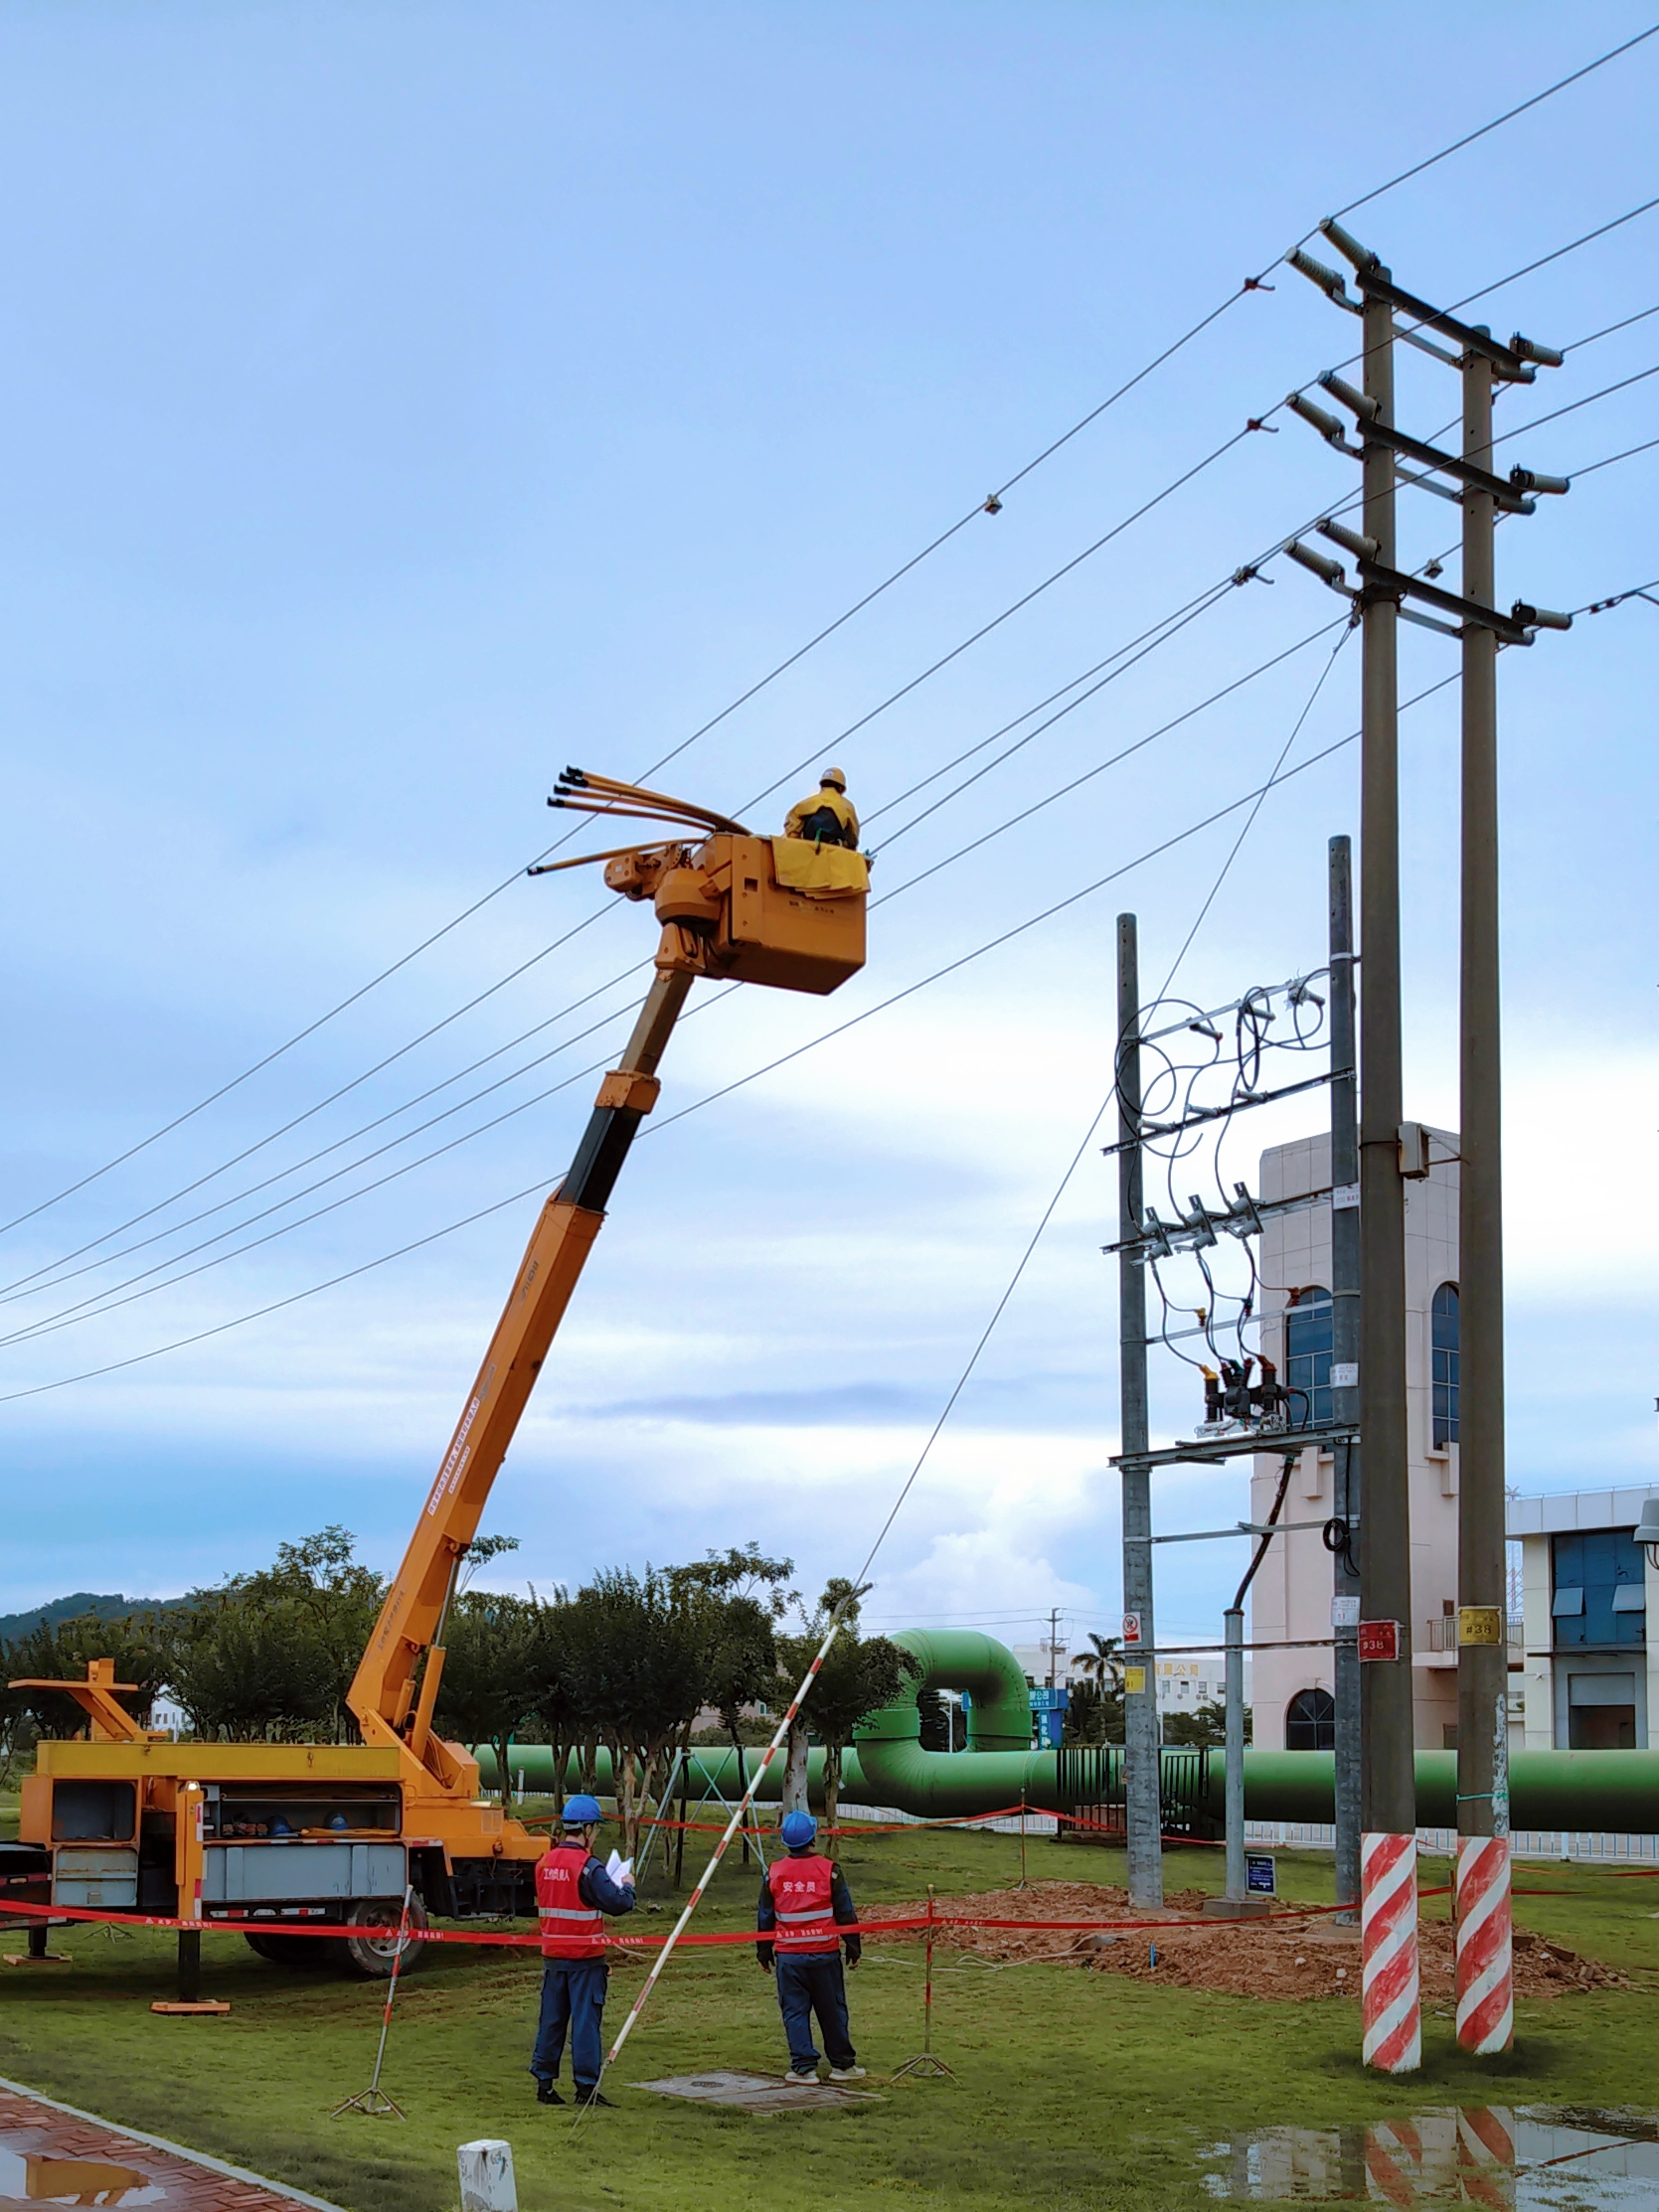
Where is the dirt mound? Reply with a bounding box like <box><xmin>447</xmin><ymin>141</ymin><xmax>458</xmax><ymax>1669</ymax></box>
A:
<box><xmin>862</xmin><ymin>1880</ymin><xmax>1627</xmax><ymax>2003</ymax></box>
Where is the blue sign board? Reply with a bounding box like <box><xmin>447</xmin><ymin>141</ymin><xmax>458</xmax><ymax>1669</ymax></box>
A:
<box><xmin>1244</xmin><ymin>1853</ymin><xmax>1276</xmax><ymax>1896</ymax></box>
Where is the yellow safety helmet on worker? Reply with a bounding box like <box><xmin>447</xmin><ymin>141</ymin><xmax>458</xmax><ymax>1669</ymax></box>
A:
<box><xmin>783</xmin><ymin>766</ymin><xmax>859</xmax><ymax>849</ymax></box>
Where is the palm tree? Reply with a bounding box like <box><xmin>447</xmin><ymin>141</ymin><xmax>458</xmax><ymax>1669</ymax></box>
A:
<box><xmin>1075</xmin><ymin>1632</ymin><xmax>1124</xmax><ymax>1689</ymax></box>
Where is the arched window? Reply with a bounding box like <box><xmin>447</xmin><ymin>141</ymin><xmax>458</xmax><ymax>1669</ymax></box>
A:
<box><xmin>1285</xmin><ymin>1687</ymin><xmax>1336</xmax><ymax>1751</ymax></box>
<box><xmin>1432</xmin><ymin>1282</ymin><xmax>1459</xmax><ymax>1448</ymax></box>
<box><xmin>1285</xmin><ymin>1286</ymin><xmax>1333</xmax><ymax>1428</ymax></box>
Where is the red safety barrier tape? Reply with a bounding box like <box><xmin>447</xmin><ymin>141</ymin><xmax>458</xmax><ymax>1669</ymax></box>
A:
<box><xmin>1</xmin><ymin>1889</ymin><xmax>1443</xmax><ymax>1948</ymax></box>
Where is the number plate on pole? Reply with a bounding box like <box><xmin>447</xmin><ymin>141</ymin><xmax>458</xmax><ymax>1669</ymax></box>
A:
<box><xmin>1457</xmin><ymin>1606</ymin><xmax>1503</xmax><ymax>1646</ymax></box>
<box><xmin>1357</xmin><ymin>1619</ymin><xmax>1402</xmax><ymax>1663</ymax></box>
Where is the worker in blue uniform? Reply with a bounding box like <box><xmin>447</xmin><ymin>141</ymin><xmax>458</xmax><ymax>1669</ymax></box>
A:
<box><xmin>756</xmin><ymin>1810</ymin><xmax>865</xmax><ymax>2083</ymax></box>
<box><xmin>530</xmin><ymin>1794</ymin><xmax>635</xmax><ymax>2108</ymax></box>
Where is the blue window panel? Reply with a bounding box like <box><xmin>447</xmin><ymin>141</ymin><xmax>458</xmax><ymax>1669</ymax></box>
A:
<box><xmin>1431</xmin><ymin>1284</ymin><xmax>1459</xmax><ymax>1447</ymax></box>
<box><xmin>1285</xmin><ymin>1288</ymin><xmax>1333</xmax><ymax>1429</ymax></box>
<box><xmin>1552</xmin><ymin>1530</ymin><xmax>1645</xmax><ymax>1648</ymax></box>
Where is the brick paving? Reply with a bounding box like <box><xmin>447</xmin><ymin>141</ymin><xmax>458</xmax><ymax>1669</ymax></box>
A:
<box><xmin>0</xmin><ymin>2085</ymin><xmax>338</xmax><ymax>2208</ymax></box>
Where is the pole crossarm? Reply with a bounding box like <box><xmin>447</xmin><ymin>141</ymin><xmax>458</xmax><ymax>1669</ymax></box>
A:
<box><xmin>1314</xmin><ymin>391</ymin><xmax>1541</xmax><ymax>513</ymax></box>
<box><xmin>1110</xmin><ymin>1423</ymin><xmax>1359</xmax><ymax>1473</ymax></box>
<box><xmin>1100</xmin><ymin>1067</ymin><xmax>1346</xmax><ymax>1154</ymax></box>
<box><xmin>1104</xmin><ymin>1184</ymin><xmax>1333</xmax><ymax>1261</ymax></box>
<box><xmin>1354</xmin><ymin>557</ymin><xmax>1538</xmax><ymax>644</ymax></box>
<box><xmin>1129</xmin><ymin>1516</ymin><xmax>1349</xmax><ymax>1545</ymax></box>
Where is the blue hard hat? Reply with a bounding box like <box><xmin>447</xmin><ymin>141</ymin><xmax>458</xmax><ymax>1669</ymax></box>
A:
<box><xmin>780</xmin><ymin>1811</ymin><xmax>817</xmax><ymax>1849</ymax></box>
<box><xmin>563</xmin><ymin>1794</ymin><xmax>603</xmax><ymax>1826</ymax></box>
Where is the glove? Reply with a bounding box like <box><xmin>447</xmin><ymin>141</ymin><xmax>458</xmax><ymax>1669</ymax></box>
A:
<box><xmin>756</xmin><ymin>1943</ymin><xmax>775</xmax><ymax>1972</ymax></box>
<box><xmin>843</xmin><ymin>1935</ymin><xmax>862</xmax><ymax>1968</ymax></box>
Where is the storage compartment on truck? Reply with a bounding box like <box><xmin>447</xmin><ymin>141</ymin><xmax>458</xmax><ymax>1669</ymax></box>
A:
<box><xmin>202</xmin><ymin>1839</ymin><xmax>407</xmax><ymax>1904</ymax></box>
<box><xmin>50</xmin><ymin>1779</ymin><xmax>136</xmax><ymax>1842</ymax></box>
<box><xmin>53</xmin><ymin>1845</ymin><xmax>138</xmax><ymax>1908</ymax></box>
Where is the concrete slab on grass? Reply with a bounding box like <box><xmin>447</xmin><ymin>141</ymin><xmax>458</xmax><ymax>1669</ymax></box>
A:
<box><xmin>634</xmin><ymin>2070</ymin><xmax>883</xmax><ymax>2115</ymax></box>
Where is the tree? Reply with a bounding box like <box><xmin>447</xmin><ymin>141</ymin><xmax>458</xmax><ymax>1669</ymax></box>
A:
<box><xmin>432</xmin><ymin>1591</ymin><xmax>542</xmax><ymax>1806</ymax></box>
<box><xmin>166</xmin><ymin>1596</ymin><xmax>340</xmax><ymax>1740</ymax></box>
<box><xmin>667</xmin><ymin>1545</ymin><xmax>794</xmax><ymax>1874</ymax></box>
<box><xmin>155</xmin><ymin>1525</ymin><xmax>387</xmax><ymax>1743</ymax></box>
<box><xmin>779</xmin><ymin>1581</ymin><xmax>912</xmax><ymax>1833</ymax></box>
<box><xmin>1162</xmin><ymin>1697</ymin><xmax>1247</xmax><ymax>1750</ymax></box>
<box><xmin>1062</xmin><ymin>1675</ymin><xmax>1123</xmax><ymax>1747</ymax></box>
<box><xmin>561</xmin><ymin>1568</ymin><xmax>709</xmax><ymax>1858</ymax></box>
<box><xmin>7</xmin><ymin>1612</ymin><xmax>170</xmax><ymax>1737</ymax></box>
<box><xmin>1076</xmin><ymin>1632</ymin><xmax>1124</xmax><ymax>1688</ymax></box>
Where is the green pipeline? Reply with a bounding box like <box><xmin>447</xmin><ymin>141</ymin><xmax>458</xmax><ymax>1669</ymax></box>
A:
<box><xmin>472</xmin><ymin>1741</ymin><xmax>874</xmax><ymax>1808</ymax></box>
<box><xmin>478</xmin><ymin>1629</ymin><xmax>1659</xmax><ymax>1833</ymax></box>
<box><xmin>1205</xmin><ymin>1748</ymin><xmax>1659</xmax><ymax>1832</ymax></box>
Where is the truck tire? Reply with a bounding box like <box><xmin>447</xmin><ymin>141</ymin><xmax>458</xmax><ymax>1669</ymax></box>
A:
<box><xmin>245</xmin><ymin>1931</ymin><xmax>330</xmax><ymax>1968</ymax></box>
<box><xmin>334</xmin><ymin>1894</ymin><xmax>429</xmax><ymax>1979</ymax></box>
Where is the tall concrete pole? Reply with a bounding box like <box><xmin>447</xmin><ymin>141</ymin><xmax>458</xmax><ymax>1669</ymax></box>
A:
<box><xmin>1454</xmin><ymin>340</ymin><xmax>1514</xmax><ymax>2053</ymax></box>
<box><xmin>1117</xmin><ymin>912</ymin><xmax>1162</xmax><ymax>1908</ymax></box>
<box><xmin>1355</xmin><ymin>276</ymin><xmax>1419</xmax><ymax>2073</ymax></box>
<box><xmin>1328</xmin><ymin>835</ymin><xmax>1362</xmax><ymax>1924</ymax></box>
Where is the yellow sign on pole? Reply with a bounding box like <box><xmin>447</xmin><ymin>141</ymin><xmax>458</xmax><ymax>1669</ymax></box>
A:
<box><xmin>1124</xmin><ymin>1665</ymin><xmax>1147</xmax><ymax>1695</ymax></box>
<box><xmin>1457</xmin><ymin>1606</ymin><xmax>1503</xmax><ymax>1646</ymax></box>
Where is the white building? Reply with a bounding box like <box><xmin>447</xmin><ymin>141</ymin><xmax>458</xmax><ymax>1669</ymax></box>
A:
<box><xmin>1511</xmin><ymin>1488</ymin><xmax>1659</xmax><ymax>1749</ymax></box>
<box><xmin>1249</xmin><ymin>1127</ymin><xmax>1468</xmax><ymax>1751</ymax></box>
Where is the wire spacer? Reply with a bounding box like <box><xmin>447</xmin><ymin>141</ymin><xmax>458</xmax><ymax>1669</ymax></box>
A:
<box><xmin>1244</xmin><ymin>417</ymin><xmax>1278</xmax><ymax>434</ymax></box>
<box><xmin>982</xmin><ymin>493</ymin><xmax>1003</xmax><ymax>515</ymax></box>
<box><xmin>1242</xmin><ymin>275</ymin><xmax>1275</xmax><ymax>292</ymax></box>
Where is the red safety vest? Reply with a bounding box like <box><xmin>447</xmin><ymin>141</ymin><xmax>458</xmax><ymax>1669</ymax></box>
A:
<box><xmin>536</xmin><ymin>1844</ymin><xmax>606</xmax><ymax>1960</ymax></box>
<box><xmin>766</xmin><ymin>1852</ymin><xmax>840</xmax><ymax>1955</ymax></box>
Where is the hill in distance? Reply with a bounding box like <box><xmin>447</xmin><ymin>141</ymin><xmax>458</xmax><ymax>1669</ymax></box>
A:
<box><xmin>0</xmin><ymin>1592</ymin><xmax>188</xmax><ymax>1646</ymax></box>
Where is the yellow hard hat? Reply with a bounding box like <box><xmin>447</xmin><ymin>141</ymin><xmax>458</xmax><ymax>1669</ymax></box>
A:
<box><xmin>819</xmin><ymin>765</ymin><xmax>847</xmax><ymax>791</ymax></box>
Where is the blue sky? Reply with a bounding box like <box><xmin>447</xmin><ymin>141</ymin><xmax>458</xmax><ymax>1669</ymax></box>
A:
<box><xmin>4</xmin><ymin>2</ymin><xmax>1657</xmax><ymax>1657</ymax></box>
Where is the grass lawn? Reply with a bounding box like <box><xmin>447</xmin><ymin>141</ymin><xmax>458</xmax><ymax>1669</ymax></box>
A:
<box><xmin>2</xmin><ymin>1823</ymin><xmax>1657</xmax><ymax>2211</ymax></box>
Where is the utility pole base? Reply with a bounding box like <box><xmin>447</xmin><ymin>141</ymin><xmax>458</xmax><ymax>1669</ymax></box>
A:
<box><xmin>1454</xmin><ymin>1834</ymin><xmax>1513</xmax><ymax>2054</ymax></box>
<box><xmin>1200</xmin><ymin>1896</ymin><xmax>1272</xmax><ymax>1920</ymax></box>
<box><xmin>1360</xmin><ymin>1832</ymin><xmax>1420</xmax><ymax>2073</ymax></box>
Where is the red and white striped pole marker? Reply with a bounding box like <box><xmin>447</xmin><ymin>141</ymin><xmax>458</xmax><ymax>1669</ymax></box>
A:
<box><xmin>332</xmin><ymin>1885</ymin><xmax>415</xmax><ymax>2118</ymax></box>
<box><xmin>1360</xmin><ymin>1830</ymin><xmax>1420</xmax><ymax>2073</ymax></box>
<box><xmin>575</xmin><ymin>1597</ymin><xmax>858</xmax><ymax>2123</ymax></box>
<box><xmin>1454</xmin><ymin>1832</ymin><xmax>1513</xmax><ymax>2053</ymax></box>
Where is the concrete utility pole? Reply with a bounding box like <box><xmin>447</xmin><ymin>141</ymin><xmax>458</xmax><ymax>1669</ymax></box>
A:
<box><xmin>1452</xmin><ymin>319</ymin><xmax>1569</xmax><ymax>2055</ymax></box>
<box><xmin>1328</xmin><ymin>835</ymin><xmax>1362</xmax><ymax>1925</ymax></box>
<box><xmin>1286</xmin><ymin>222</ymin><xmax>1569</xmax><ymax>2071</ymax></box>
<box><xmin>1349</xmin><ymin>268</ymin><xmax>1417</xmax><ymax>1883</ymax></box>
<box><xmin>1116</xmin><ymin>912</ymin><xmax>1162</xmax><ymax>1909</ymax></box>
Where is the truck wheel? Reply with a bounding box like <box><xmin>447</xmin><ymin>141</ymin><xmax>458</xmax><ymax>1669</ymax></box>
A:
<box><xmin>335</xmin><ymin>1894</ymin><xmax>429</xmax><ymax>1979</ymax></box>
<box><xmin>245</xmin><ymin>1931</ymin><xmax>330</xmax><ymax>1968</ymax></box>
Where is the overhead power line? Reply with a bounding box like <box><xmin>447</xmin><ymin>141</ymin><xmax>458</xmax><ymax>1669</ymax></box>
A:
<box><xmin>15</xmin><ymin>254</ymin><xmax>1647</xmax><ymax>1328</ymax></box>
<box><xmin>0</xmin><ymin>611</ymin><xmax>1363</xmax><ymax>1347</ymax></box>
<box><xmin>10</xmin><ymin>26</ymin><xmax>1647</xmax><ymax>1254</ymax></box>
<box><xmin>0</xmin><ymin>681</ymin><xmax>1451</xmax><ymax>1405</ymax></box>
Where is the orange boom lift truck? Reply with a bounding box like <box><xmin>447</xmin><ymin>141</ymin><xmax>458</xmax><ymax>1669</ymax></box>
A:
<box><xmin>7</xmin><ymin>775</ymin><xmax>868</xmax><ymax>1985</ymax></box>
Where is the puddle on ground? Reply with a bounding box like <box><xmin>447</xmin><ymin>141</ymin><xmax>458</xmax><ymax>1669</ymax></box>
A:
<box><xmin>1199</xmin><ymin>2109</ymin><xmax>1659</xmax><ymax>2205</ymax></box>
<box><xmin>0</xmin><ymin>2143</ymin><xmax>166</xmax><ymax>2203</ymax></box>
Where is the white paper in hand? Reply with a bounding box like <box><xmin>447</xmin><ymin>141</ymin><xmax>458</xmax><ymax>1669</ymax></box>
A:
<box><xmin>606</xmin><ymin>1848</ymin><xmax>635</xmax><ymax>1886</ymax></box>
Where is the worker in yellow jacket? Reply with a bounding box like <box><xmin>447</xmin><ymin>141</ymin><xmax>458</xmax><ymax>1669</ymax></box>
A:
<box><xmin>784</xmin><ymin>766</ymin><xmax>860</xmax><ymax>849</ymax></box>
